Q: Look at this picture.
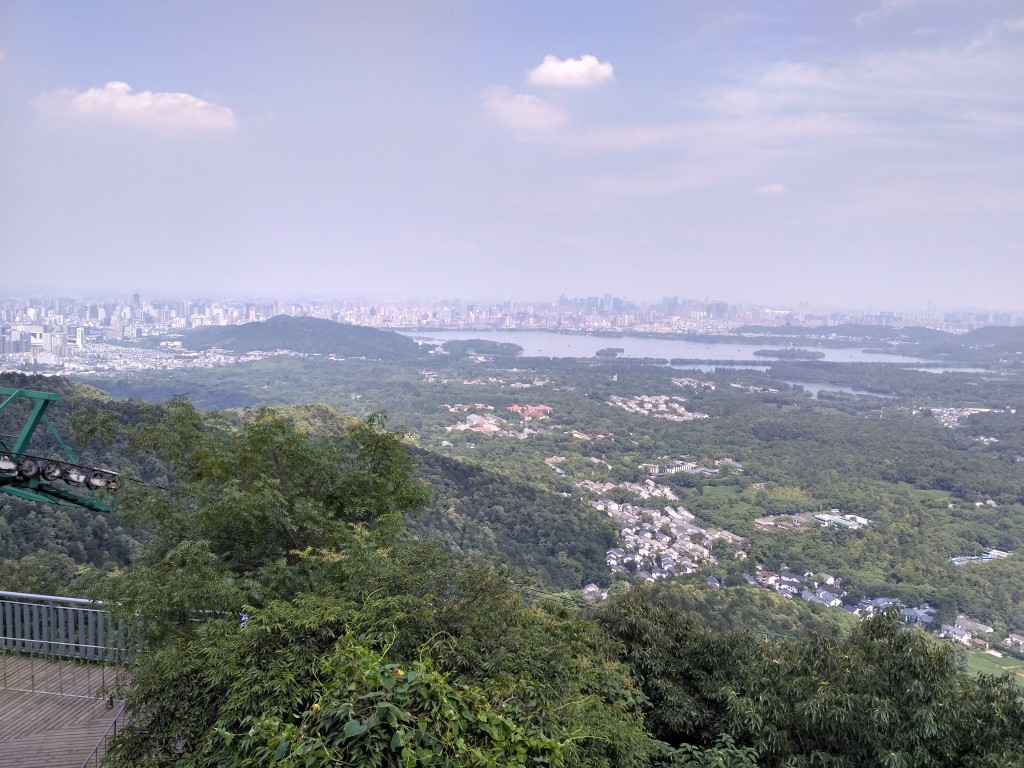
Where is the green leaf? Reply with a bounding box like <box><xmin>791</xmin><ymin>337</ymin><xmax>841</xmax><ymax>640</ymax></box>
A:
<box><xmin>272</xmin><ymin>738</ymin><xmax>291</xmax><ymax>761</ymax></box>
<box><xmin>343</xmin><ymin>719</ymin><xmax>368</xmax><ymax>739</ymax></box>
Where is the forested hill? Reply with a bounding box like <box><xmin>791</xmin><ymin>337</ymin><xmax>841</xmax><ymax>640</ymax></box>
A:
<box><xmin>0</xmin><ymin>373</ymin><xmax>612</xmax><ymax>592</ymax></box>
<box><xmin>183</xmin><ymin>315</ymin><xmax>421</xmax><ymax>359</ymax></box>
<box><xmin>410</xmin><ymin>447</ymin><xmax>615</xmax><ymax>588</ymax></box>
<box><xmin>0</xmin><ymin>374</ymin><xmax>160</xmax><ymax>593</ymax></box>
<box><xmin>7</xmin><ymin>374</ymin><xmax>1024</xmax><ymax>766</ymax></box>
<box><xmin>81</xmin><ymin>397</ymin><xmax>1024</xmax><ymax>767</ymax></box>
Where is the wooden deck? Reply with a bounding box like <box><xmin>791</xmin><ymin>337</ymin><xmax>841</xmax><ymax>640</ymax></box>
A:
<box><xmin>0</xmin><ymin>655</ymin><xmax>124</xmax><ymax>768</ymax></box>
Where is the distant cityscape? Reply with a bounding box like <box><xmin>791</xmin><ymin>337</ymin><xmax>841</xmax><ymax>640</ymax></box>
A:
<box><xmin>2</xmin><ymin>292</ymin><xmax>1023</xmax><ymax>372</ymax></box>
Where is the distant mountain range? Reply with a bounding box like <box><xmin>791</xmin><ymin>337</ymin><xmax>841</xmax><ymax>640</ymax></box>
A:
<box><xmin>184</xmin><ymin>316</ymin><xmax>421</xmax><ymax>359</ymax></box>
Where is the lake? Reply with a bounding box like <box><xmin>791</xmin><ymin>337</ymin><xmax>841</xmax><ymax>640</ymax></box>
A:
<box><xmin>784</xmin><ymin>381</ymin><xmax>895</xmax><ymax>399</ymax></box>
<box><xmin>404</xmin><ymin>329</ymin><xmax>941</xmax><ymax>365</ymax></box>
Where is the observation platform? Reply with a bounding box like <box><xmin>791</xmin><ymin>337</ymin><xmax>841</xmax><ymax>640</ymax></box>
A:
<box><xmin>0</xmin><ymin>654</ymin><xmax>123</xmax><ymax>768</ymax></box>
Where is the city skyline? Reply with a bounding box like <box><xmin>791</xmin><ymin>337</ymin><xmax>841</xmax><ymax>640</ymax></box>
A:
<box><xmin>2</xmin><ymin>1</ymin><xmax>1023</xmax><ymax>307</ymax></box>
<box><xmin>2</xmin><ymin>288</ymin><xmax>1023</xmax><ymax>319</ymax></box>
<box><xmin>3</xmin><ymin>290</ymin><xmax>1021</xmax><ymax>330</ymax></box>
<box><xmin>4</xmin><ymin>289</ymin><xmax>1021</xmax><ymax>374</ymax></box>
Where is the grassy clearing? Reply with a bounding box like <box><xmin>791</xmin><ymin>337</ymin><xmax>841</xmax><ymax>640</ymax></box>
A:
<box><xmin>895</xmin><ymin>482</ymin><xmax>951</xmax><ymax>503</ymax></box>
<box><xmin>966</xmin><ymin>650</ymin><xmax>1024</xmax><ymax>685</ymax></box>
<box><xmin>702</xmin><ymin>485</ymin><xmax>742</xmax><ymax>500</ymax></box>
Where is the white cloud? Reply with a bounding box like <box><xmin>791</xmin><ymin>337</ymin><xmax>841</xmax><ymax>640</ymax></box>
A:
<box><xmin>0</xmin><ymin>50</ymin><xmax>6</xmax><ymax>62</ymax></box>
<box><xmin>481</xmin><ymin>86</ymin><xmax>568</xmax><ymax>133</ymax></box>
<box><xmin>33</xmin><ymin>81</ymin><xmax>238</xmax><ymax>135</ymax></box>
<box><xmin>491</xmin><ymin>18</ymin><xmax>1024</xmax><ymax>219</ymax></box>
<box><xmin>527</xmin><ymin>54</ymin><xmax>614</xmax><ymax>88</ymax></box>
<box><xmin>705</xmin><ymin>30</ymin><xmax>1024</xmax><ymax>137</ymax></box>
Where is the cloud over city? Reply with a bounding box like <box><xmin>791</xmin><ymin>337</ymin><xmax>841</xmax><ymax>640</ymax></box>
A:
<box><xmin>33</xmin><ymin>81</ymin><xmax>238</xmax><ymax>135</ymax></box>
<box><xmin>527</xmin><ymin>54</ymin><xmax>614</xmax><ymax>88</ymax></box>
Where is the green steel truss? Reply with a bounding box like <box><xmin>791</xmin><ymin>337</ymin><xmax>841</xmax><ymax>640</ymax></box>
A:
<box><xmin>0</xmin><ymin>387</ymin><xmax>118</xmax><ymax>513</ymax></box>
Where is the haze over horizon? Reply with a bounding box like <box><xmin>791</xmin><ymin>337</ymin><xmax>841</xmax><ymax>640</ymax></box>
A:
<box><xmin>2</xmin><ymin>1</ymin><xmax>1022</xmax><ymax>309</ymax></box>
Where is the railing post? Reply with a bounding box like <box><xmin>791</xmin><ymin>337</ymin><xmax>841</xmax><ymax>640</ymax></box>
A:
<box><xmin>2</xmin><ymin>591</ymin><xmax>129</xmax><ymax>658</ymax></box>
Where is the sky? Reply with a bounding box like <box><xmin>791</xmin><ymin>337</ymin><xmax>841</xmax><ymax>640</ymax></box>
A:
<box><xmin>1</xmin><ymin>1</ymin><xmax>1023</xmax><ymax>310</ymax></box>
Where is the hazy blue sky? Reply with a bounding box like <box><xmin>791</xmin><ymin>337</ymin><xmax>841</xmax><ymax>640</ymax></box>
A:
<box><xmin>2</xmin><ymin>1</ymin><xmax>1022</xmax><ymax>309</ymax></box>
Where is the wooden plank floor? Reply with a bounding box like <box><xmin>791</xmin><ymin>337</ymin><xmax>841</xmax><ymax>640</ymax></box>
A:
<box><xmin>0</xmin><ymin>656</ymin><xmax>124</xmax><ymax>768</ymax></box>
<box><xmin>0</xmin><ymin>654</ymin><xmax>121</xmax><ymax>698</ymax></box>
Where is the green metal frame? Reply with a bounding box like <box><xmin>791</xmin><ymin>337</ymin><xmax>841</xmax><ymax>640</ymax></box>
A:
<box><xmin>0</xmin><ymin>387</ymin><xmax>114</xmax><ymax>513</ymax></box>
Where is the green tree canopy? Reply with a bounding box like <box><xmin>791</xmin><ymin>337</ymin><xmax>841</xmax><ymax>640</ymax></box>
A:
<box><xmin>597</xmin><ymin>585</ymin><xmax>1024</xmax><ymax>767</ymax></box>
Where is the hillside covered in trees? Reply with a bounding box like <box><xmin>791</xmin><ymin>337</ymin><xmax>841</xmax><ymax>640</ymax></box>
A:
<box><xmin>0</xmin><ymin>373</ymin><xmax>612</xmax><ymax>592</ymax></box>
<box><xmin>4</xmin><ymin>374</ymin><xmax>1024</xmax><ymax>765</ymax></box>
<box><xmin>94</xmin><ymin>402</ymin><xmax>1024</xmax><ymax>767</ymax></box>
<box><xmin>82</xmin><ymin>343</ymin><xmax>1024</xmax><ymax>631</ymax></box>
<box><xmin>183</xmin><ymin>315</ymin><xmax>422</xmax><ymax>359</ymax></box>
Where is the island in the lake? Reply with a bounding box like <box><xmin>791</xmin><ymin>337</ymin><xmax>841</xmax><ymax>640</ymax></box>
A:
<box><xmin>753</xmin><ymin>348</ymin><xmax>827</xmax><ymax>360</ymax></box>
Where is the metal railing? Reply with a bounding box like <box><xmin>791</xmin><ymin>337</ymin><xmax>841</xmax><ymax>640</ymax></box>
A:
<box><xmin>1</xmin><ymin>589</ymin><xmax>131</xmax><ymax>767</ymax></box>
<box><xmin>0</xmin><ymin>589</ymin><xmax>129</xmax><ymax>663</ymax></box>
<box><xmin>80</xmin><ymin>701</ymin><xmax>127</xmax><ymax>768</ymax></box>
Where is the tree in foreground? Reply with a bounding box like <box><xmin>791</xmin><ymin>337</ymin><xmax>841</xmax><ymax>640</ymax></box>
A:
<box><xmin>597</xmin><ymin>583</ymin><xmax>1024</xmax><ymax>767</ymax></box>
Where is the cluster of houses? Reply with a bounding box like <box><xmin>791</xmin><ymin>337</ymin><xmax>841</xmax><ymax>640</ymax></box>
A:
<box><xmin>420</xmin><ymin>368</ymin><xmax>550</xmax><ymax>389</ymax></box>
<box><xmin>938</xmin><ymin>616</ymin><xmax>994</xmax><ymax>646</ymax></box>
<box><xmin>444</xmin><ymin>411</ymin><xmax>540</xmax><ymax>440</ymax></box>
<box><xmin>724</xmin><ymin>569</ymin><xmax>947</xmax><ymax>628</ymax></box>
<box><xmin>576</xmin><ymin>474</ymin><xmax>1023</xmax><ymax>655</ymax></box>
<box><xmin>445</xmin><ymin>412</ymin><xmax>507</xmax><ymax>434</ymax></box>
<box><xmin>753</xmin><ymin>510</ymin><xmax>870</xmax><ymax>532</ymax></box>
<box><xmin>420</xmin><ymin>370</ymin><xmax>509</xmax><ymax>386</ymax></box>
<box><xmin>444</xmin><ymin>402</ymin><xmax>495</xmax><ymax>413</ymax></box>
<box><xmin>672</xmin><ymin>377</ymin><xmax>716</xmax><ymax>390</ymax></box>
<box><xmin>599</xmin><ymin>501</ymin><xmax>744</xmax><ymax>580</ymax></box>
<box><xmin>527</xmin><ymin>412</ymin><xmax>1022</xmax><ymax>655</ymax></box>
<box><xmin>506</xmin><ymin>404</ymin><xmax>553</xmax><ymax>420</ymax></box>
<box><xmin>443</xmin><ymin>402</ymin><xmax>556</xmax><ymax>437</ymax></box>
<box><xmin>618</xmin><ymin>480</ymin><xmax>679</xmax><ymax>501</ymax></box>
<box><xmin>749</xmin><ymin>567</ymin><xmax>845</xmax><ymax>605</ymax></box>
<box><xmin>1004</xmin><ymin>633</ymin><xmax>1024</xmax><ymax>652</ymax></box>
<box><xmin>709</xmin><ymin>572</ymin><xmax>955</xmax><ymax>637</ymax></box>
<box><xmin>935</xmin><ymin>617</ymin><xmax>1024</xmax><ymax>656</ymax></box>
<box><xmin>639</xmin><ymin>457</ymin><xmax>744</xmax><ymax>478</ymax></box>
<box><xmin>934</xmin><ymin>616</ymin><xmax>1024</xmax><ymax>654</ymax></box>
<box><xmin>607</xmin><ymin>394</ymin><xmax>710</xmax><ymax>422</ymax></box>
<box><xmin>922</xmin><ymin>405</ymin><xmax>994</xmax><ymax>428</ymax></box>
<box><xmin>713</xmin><ymin>573</ymin><xmax>1024</xmax><ymax>653</ymax></box>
